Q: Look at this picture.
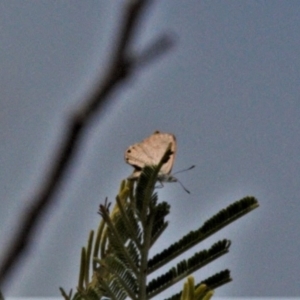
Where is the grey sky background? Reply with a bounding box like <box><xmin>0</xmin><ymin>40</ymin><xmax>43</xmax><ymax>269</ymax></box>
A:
<box><xmin>0</xmin><ymin>1</ymin><xmax>299</xmax><ymax>298</ymax></box>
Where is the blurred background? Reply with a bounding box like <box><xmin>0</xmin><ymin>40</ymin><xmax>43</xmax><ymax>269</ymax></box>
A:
<box><xmin>0</xmin><ymin>0</ymin><xmax>299</xmax><ymax>298</ymax></box>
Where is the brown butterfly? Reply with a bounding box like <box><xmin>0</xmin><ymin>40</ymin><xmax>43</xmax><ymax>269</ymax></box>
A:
<box><xmin>125</xmin><ymin>131</ymin><xmax>193</xmax><ymax>193</ymax></box>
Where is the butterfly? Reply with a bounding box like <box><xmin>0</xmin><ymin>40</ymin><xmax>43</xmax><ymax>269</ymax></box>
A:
<box><xmin>125</xmin><ymin>130</ymin><xmax>176</xmax><ymax>180</ymax></box>
<box><xmin>125</xmin><ymin>131</ymin><xmax>193</xmax><ymax>192</ymax></box>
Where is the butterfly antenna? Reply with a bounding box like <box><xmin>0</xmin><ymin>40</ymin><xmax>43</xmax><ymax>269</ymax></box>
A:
<box><xmin>173</xmin><ymin>165</ymin><xmax>195</xmax><ymax>175</ymax></box>
<box><xmin>177</xmin><ymin>179</ymin><xmax>191</xmax><ymax>194</ymax></box>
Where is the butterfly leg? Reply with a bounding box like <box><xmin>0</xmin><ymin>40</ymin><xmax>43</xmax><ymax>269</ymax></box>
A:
<box><xmin>155</xmin><ymin>180</ymin><xmax>164</xmax><ymax>189</ymax></box>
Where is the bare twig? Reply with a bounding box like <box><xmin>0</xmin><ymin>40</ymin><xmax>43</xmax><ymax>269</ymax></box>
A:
<box><xmin>0</xmin><ymin>0</ymin><xmax>173</xmax><ymax>286</ymax></box>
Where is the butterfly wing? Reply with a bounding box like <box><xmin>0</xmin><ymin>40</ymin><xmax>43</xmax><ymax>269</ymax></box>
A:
<box><xmin>125</xmin><ymin>131</ymin><xmax>176</xmax><ymax>179</ymax></box>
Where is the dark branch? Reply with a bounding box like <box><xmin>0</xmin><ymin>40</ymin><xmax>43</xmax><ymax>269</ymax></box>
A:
<box><xmin>0</xmin><ymin>0</ymin><xmax>173</xmax><ymax>286</ymax></box>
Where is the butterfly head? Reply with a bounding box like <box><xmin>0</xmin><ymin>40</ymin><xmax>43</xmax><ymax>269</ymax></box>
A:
<box><xmin>157</xmin><ymin>173</ymin><xmax>177</xmax><ymax>183</ymax></box>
